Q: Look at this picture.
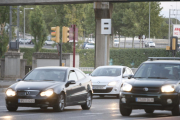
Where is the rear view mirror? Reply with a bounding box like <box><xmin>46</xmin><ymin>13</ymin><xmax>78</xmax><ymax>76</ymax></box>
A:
<box><xmin>65</xmin><ymin>80</ymin><xmax>76</xmax><ymax>87</ymax></box>
<box><xmin>128</xmin><ymin>75</ymin><xmax>134</xmax><ymax>79</ymax></box>
<box><xmin>123</xmin><ymin>74</ymin><xmax>129</xmax><ymax>78</ymax></box>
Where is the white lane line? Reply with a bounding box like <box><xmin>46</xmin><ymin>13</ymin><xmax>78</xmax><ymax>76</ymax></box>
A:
<box><xmin>0</xmin><ymin>114</ymin><xmax>41</xmax><ymax>119</ymax></box>
<box><xmin>68</xmin><ymin>115</ymin><xmax>95</xmax><ymax>118</ymax></box>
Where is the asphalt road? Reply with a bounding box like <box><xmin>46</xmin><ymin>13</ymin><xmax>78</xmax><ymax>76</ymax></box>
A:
<box><xmin>0</xmin><ymin>93</ymin><xmax>179</xmax><ymax>120</ymax></box>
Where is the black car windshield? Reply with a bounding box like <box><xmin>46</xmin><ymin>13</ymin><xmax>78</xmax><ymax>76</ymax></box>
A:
<box><xmin>24</xmin><ymin>69</ymin><xmax>66</xmax><ymax>82</ymax></box>
<box><xmin>134</xmin><ymin>63</ymin><xmax>180</xmax><ymax>80</ymax></box>
<box><xmin>91</xmin><ymin>67</ymin><xmax>121</xmax><ymax>76</ymax></box>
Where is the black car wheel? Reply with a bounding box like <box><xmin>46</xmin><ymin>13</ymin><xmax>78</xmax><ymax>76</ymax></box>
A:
<box><xmin>53</xmin><ymin>93</ymin><xmax>65</xmax><ymax>112</ymax></box>
<box><xmin>81</xmin><ymin>92</ymin><xmax>92</xmax><ymax>110</ymax></box>
<box><xmin>171</xmin><ymin>104</ymin><xmax>180</xmax><ymax>116</ymax></box>
<box><xmin>119</xmin><ymin>104</ymin><xmax>132</xmax><ymax>116</ymax></box>
<box><xmin>6</xmin><ymin>105</ymin><xmax>18</xmax><ymax>112</ymax></box>
<box><xmin>144</xmin><ymin>109</ymin><xmax>154</xmax><ymax>113</ymax></box>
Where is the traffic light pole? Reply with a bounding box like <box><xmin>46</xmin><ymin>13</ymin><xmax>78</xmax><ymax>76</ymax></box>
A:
<box><xmin>59</xmin><ymin>42</ymin><xmax>62</xmax><ymax>66</ymax></box>
<box><xmin>73</xmin><ymin>25</ymin><xmax>76</xmax><ymax>67</ymax></box>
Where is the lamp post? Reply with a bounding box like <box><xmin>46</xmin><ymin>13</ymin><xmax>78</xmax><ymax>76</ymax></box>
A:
<box><xmin>149</xmin><ymin>2</ymin><xmax>150</xmax><ymax>41</ymax></box>
<box><xmin>24</xmin><ymin>8</ymin><xmax>34</xmax><ymax>47</ymax></box>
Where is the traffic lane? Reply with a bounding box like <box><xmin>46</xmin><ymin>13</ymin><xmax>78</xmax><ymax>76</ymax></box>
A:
<box><xmin>0</xmin><ymin>93</ymin><xmax>179</xmax><ymax>120</ymax></box>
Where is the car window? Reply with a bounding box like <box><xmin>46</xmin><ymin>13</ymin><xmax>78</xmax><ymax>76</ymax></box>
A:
<box><xmin>76</xmin><ymin>70</ymin><xmax>86</xmax><ymax>80</ymax></box>
<box><xmin>68</xmin><ymin>70</ymin><xmax>78</xmax><ymax>81</ymax></box>
<box><xmin>134</xmin><ymin>63</ymin><xmax>180</xmax><ymax>80</ymax></box>
<box><xmin>91</xmin><ymin>67</ymin><xmax>121</xmax><ymax>76</ymax></box>
<box><xmin>24</xmin><ymin>69</ymin><xmax>66</xmax><ymax>82</ymax></box>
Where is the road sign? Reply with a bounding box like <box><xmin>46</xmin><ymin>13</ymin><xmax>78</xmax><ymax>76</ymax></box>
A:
<box><xmin>173</xmin><ymin>24</ymin><xmax>180</xmax><ymax>38</ymax></box>
<box><xmin>101</xmin><ymin>19</ymin><xmax>111</xmax><ymax>35</ymax></box>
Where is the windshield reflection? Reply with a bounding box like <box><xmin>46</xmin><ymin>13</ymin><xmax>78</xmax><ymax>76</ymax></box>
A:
<box><xmin>24</xmin><ymin>69</ymin><xmax>66</xmax><ymax>82</ymax></box>
<box><xmin>91</xmin><ymin>68</ymin><xmax>121</xmax><ymax>76</ymax></box>
<box><xmin>134</xmin><ymin>63</ymin><xmax>180</xmax><ymax>80</ymax></box>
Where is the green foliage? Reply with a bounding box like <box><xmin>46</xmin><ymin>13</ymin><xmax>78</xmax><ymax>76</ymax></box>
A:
<box><xmin>29</xmin><ymin>6</ymin><xmax>48</xmax><ymax>52</ymax></box>
<box><xmin>0</xmin><ymin>30</ymin><xmax>9</xmax><ymax>58</ymax></box>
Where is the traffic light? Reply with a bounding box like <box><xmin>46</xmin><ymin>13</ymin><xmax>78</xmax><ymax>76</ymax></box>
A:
<box><xmin>62</xmin><ymin>26</ymin><xmax>69</xmax><ymax>43</ymax></box>
<box><xmin>51</xmin><ymin>26</ymin><xmax>60</xmax><ymax>43</ymax></box>
<box><xmin>170</xmin><ymin>36</ymin><xmax>178</xmax><ymax>51</ymax></box>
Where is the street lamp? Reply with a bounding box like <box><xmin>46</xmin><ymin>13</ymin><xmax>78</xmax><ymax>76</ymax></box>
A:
<box><xmin>24</xmin><ymin>7</ymin><xmax>34</xmax><ymax>47</ymax></box>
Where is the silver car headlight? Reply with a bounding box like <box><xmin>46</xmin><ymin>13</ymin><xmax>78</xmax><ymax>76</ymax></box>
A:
<box><xmin>108</xmin><ymin>81</ymin><xmax>117</xmax><ymax>86</ymax></box>
<box><xmin>40</xmin><ymin>89</ymin><xmax>54</xmax><ymax>97</ymax></box>
<box><xmin>121</xmin><ymin>83</ymin><xmax>132</xmax><ymax>92</ymax></box>
<box><xmin>6</xmin><ymin>89</ymin><xmax>16</xmax><ymax>97</ymax></box>
<box><xmin>161</xmin><ymin>85</ymin><xmax>175</xmax><ymax>92</ymax></box>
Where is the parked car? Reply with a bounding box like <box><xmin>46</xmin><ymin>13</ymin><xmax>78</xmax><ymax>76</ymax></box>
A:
<box><xmin>82</xmin><ymin>42</ymin><xmax>89</xmax><ymax>49</ymax></box>
<box><xmin>18</xmin><ymin>38</ymin><xmax>29</xmax><ymax>44</ymax></box>
<box><xmin>28</xmin><ymin>39</ymin><xmax>34</xmax><ymax>44</ymax></box>
<box><xmin>85</xmin><ymin>43</ymin><xmax>95</xmax><ymax>49</ymax></box>
<box><xmin>90</xmin><ymin>66</ymin><xmax>133</xmax><ymax>98</ymax></box>
<box><xmin>145</xmin><ymin>41</ymin><xmax>155</xmax><ymax>47</ymax></box>
<box><xmin>119</xmin><ymin>57</ymin><xmax>180</xmax><ymax>116</ymax></box>
<box><xmin>5</xmin><ymin>66</ymin><xmax>93</xmax><ymax>112</ymax></box>
<box><xmin>45</xmin><ymin>40</ymin><xmax>55</xmax><ymax>45</ymax></box>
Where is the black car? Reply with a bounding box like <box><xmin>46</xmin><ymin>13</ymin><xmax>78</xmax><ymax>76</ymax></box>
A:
<box><xmin>5</xmin><ymin>67</ymin><xmax>93</xmax><ymax>112</ymax></box>
<box><xmin>119</xmin><ymin>57</ymin><xmax>180</xmax><ymax>116</ymax></box>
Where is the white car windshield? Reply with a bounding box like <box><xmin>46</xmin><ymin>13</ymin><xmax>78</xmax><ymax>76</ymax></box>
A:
<box><xmin>24</xmin><ymin>69</ymin><xmax>66</xmax><ymax>82</ymax></box>
<box><xmin>134</xmin><ymin>63</ymin><xmax>180</xmax><ymax>80</ymax></box>
<box><xmin>91</xmin><ymin>67</ymin><xmax>121</xmax><ymax>76</ymax></box>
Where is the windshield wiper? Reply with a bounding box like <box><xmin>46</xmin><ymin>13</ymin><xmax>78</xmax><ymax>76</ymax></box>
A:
<box><xmin>42</xmin><ymin>79</ymin><xmax>55</xmax><ymax>81</ymax></box>
<box><xmin>134</xmin><ymin>77</ymin><xmax>146</xmax><ymax>78</ymax></box>
<box><xmin>148</xmin><ymin>77</ymin><xmax>168</xmax><ymax>79</ymax></box>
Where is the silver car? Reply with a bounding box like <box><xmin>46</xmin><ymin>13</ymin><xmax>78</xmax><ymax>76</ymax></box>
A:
<box><xmin>90</xmin><ymin>66</ymin><xmax>134</xmax><ymax>98</ymax></box>
<box><xmin>84</xmin><ymin>43</ymin><xmax>95</xmax><ymax>49</ymax></box>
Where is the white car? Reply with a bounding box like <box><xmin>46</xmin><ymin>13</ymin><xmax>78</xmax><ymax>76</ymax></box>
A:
<box><xmin>90</xmin><ymin>66</ymin><xmax>134</xmax><ymax>98</ymax></box>
<box><xmin>85</xmin><ymin>43</ymin><xmax>95</xmax><ymax>49</ymax></box>
<box><xmin>145</xmin><ymin>41</ymin><xmax>155</xmax><ymax>47</ymax></box>
<box><xmin>45</xmin><ymin>40</ymin><xmax>55</xmax><ymax>45</ymax></box>
<box><xmin>18</xmin><ymin>38</ymin><xmax>29</xmax><ymax>44</ymax></box>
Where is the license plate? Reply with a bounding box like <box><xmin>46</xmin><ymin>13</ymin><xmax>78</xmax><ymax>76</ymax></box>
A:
<box><xmin>93</xmin><ymin>86</ymin><xmax>105</xmax><ymax>89</ymax></box>
<box><xmin>18</xmin><ymin>99</ymin><xmax>35</xmax><ymax>103</ymax></box>
<box><xmin>136</xmin><ymin>97</ymin><xmax>154</xmax><ymax>102</ymax></box>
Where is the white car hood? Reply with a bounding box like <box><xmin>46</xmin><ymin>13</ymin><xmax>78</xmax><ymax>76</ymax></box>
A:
<box><xmin>90</xmin><ymin>76</ymin><xmax>121</xmax><ymax>83</ymax></box>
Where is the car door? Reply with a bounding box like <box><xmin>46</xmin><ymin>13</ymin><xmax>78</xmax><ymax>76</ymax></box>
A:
<box><xmin>66</xmin><ymin>70</ymin><xmax>79</xmax><ymax>105</ymax></box>
<box><xmin>75</xmin><ymin>70</ymin><xmax>87</xmax><ymax>101</ymax></box>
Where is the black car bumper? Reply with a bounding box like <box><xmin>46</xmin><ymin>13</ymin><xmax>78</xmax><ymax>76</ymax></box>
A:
<box><xmin>119</xmin><ymin>92</ymin><xmax>179</xmax><ymax>110</ymax></box>
<box><xmin>5</xmin><ymin>94</ymin><xmax>58</xmax><ymax>108</ymax></box>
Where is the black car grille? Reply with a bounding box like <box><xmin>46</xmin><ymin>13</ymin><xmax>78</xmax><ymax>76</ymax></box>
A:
<box><xmin>132</xmin><ymin>87</ymin><xmax>160</xmax><ymax>93</ymax></box>
<box><xmin>17</xmin><ymin>90</ymin><xmax>40</xmax><ymax>96</ymax></box>
<box><xmin>93</xmin><ymin>88</ymin><xmax>113</xmax><ymax>93</ymax></box>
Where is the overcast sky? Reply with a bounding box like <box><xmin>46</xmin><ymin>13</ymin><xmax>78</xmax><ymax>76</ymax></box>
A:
<box><xmin>160</xmin><ymin>2</ymin><xmax>180</xmax><ymax>20</ymax></box>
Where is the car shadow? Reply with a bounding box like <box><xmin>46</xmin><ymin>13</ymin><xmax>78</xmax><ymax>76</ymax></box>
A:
<box><xmin>93</xmin><ymin>95</ymin><xmax>118</xmax><ymax>99</ymax></box>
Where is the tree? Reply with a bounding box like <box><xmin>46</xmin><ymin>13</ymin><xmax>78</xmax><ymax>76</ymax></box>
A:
<box><xmin>0</xmin><ymin>6</ymin><xmax>9</xmax><ymax>58</ymax></box>
<box><xmin>29</xmin><ymin>6</ymin><xmax>48</xmax><ymax>52</ymax></box>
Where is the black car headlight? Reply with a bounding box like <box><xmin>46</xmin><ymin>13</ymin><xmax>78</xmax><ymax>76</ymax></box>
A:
<box><xmin>40</xmin><ymin>89</ymin><xmax>54</xmax><ymax>97</ymax></box>
<box><xmin>161</xmin><ymin>85</ymin><xmax>175</xmax><ymax>92</ymax></box>
<box><xmin>6</xmin><ymin>89</ymin><xmax>16</xmax><ymax>97</ymax></box>
<box><xmin>121</xmin><ymin>83</ymin><xmax>132</xmax><ymax>92</ymax></box>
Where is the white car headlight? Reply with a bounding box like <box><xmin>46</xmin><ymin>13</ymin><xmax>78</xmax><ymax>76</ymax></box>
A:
<box><xmin>161</xmin><ymin>85</ymin><xmax>175</xmax><ymax>92</ymax></box>
<box><xmin>6</xmin><ymin>89</ymin><xmax>16</xmax><ymax>96</ymax></box>
<box><xmin>121</xmin><ymin>83</ymin><xmax>132</xmax><ymax>92</ymax></box>
<box><xmin>108</xmin><ymin>81</ymin><xmax>117</xmax><ymax>86</ymax></box>
<box><xmin>40</xmin><ymin>89</ymin><xmax>54</xmax><ymax>97</ymax></box>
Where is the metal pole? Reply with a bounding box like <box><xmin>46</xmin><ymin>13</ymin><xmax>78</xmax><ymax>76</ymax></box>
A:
<box><xmin>24</xmin><ymin>8</ymin><xmax>25</xmax><ymax>47</ymax></box>
<box><xmin>9</xmin><ymin>6</ymin><xmax>12</xmax><ymax>44</ymax></box>
<box><xmin>73</xmin><ymin>25</ymin><xmax>76</xmax><ymax>67</ymax></box>
<box><xmin>104</xmin><ymin>35</ymin><xmax>107</xmax><ymax>65</ymax></box>
<box><xmin>17</xmin><ymin>6</ymin><xmax>19</xmax><ymax>48</ymax></box>
<box><xmin>169</xmin><ymin>9</ymin><xmax>170</xmax><ymax>46</ymax></box>
<box><xmin>59</xmin><ymin>42</ymin><xmax>62</xmax><ymax>66</ymax></box>
<box><xmin>149</xmin><ymin>2</ymin><xmax>150</xmax><ymax>41</ymax></box>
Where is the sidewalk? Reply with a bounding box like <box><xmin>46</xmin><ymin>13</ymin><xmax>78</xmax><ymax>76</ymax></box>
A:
<box><xmin>0</xmin><ymin>80</ymin><xmax>16</xmax><ymax>92</ymax></box>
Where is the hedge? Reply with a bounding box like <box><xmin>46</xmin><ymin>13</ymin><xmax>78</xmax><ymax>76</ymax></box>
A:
<box><xmin>19</xmin><ymin>48</ymin><xmax>180</xmax><ymax>68</ymax></box>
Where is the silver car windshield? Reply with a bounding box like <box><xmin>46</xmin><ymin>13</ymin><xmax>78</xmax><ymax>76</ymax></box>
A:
<box><xmin>91</xmin><ymin>68</ymin><xmax>121</xmax><ymax>76</ymax></box>
<box><xmin>134</xmin><ymin>63</ymin><xmax>180</xmax><ymax>80</ymax></box>
<box><xmin>24</xmin><ymin>69</ymin><xmax>66</xmax><ymax>82</ymax></box>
